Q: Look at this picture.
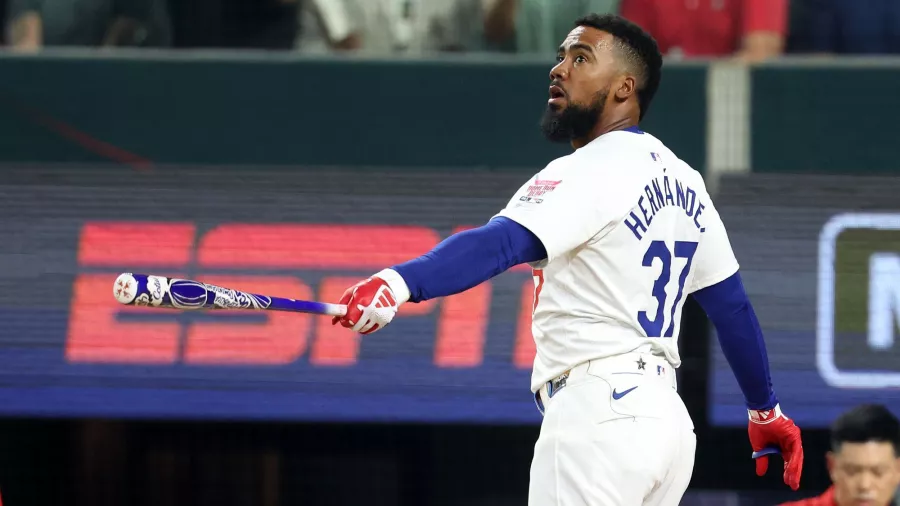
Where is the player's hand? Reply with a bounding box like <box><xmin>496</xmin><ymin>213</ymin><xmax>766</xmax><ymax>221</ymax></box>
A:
<box><xmin>331</xmin><ymin>276</ymin><xmax>399</xmax><ymax>335</ymax></box>
<box><xmin>747</xmin><ymin>404</ymin><xmax>803</xmax><ymax>490</ymax></box>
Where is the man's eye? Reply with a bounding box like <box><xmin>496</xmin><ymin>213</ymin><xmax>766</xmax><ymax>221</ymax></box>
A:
<box><xmin>575</xmin><ymin>55</ymin><xmax>587</xmax><ymax>63</ymax></box>
<box><xmin>556</xmin><ymin>55</ymin><xmax>564</xmax><ymax>63</ymax></box>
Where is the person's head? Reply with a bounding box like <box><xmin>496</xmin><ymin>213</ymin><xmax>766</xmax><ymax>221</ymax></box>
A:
<box><xmin>828</xmin><ymin>404</ymin><xmax>900</xmax><ymax>506</ymax></box>
<box><xmin>541</xmin><ymin>14</ymin><xmax>662</xmax><ymax>147</ymax></box>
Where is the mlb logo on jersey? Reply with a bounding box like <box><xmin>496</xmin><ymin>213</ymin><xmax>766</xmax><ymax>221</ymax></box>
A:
<box><xmin>519</xmin><ymin>178</ymin><xmax>561</xmax><ymax>204</ymax></box>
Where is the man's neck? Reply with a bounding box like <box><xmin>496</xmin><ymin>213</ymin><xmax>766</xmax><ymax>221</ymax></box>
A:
<box><xmin>571</xmin><ymin>116</ymin><xmax>639</xmax><ymax>150</ymax></box>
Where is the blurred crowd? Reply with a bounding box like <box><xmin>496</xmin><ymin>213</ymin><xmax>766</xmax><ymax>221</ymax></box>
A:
<box><xmin>1</xmin><ymin>0</ymin><xmax>899</xmax><ymax>58</ymax></box>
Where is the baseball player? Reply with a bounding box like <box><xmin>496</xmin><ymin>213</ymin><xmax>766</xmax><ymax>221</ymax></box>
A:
<box><xmin>332</xmin><ymin>13</ymin><xmax>804</xmax><ymax>506</ymax></box>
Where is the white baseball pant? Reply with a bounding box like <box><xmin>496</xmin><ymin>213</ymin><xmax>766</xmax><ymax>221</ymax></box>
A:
<box><xmin>528</xmin><ymin>353</ymin><xmax>696</xmax><ymax>506</ymax></box>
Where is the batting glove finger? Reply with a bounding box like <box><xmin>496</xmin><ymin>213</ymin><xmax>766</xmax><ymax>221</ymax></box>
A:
<box><xmin>783</xmin><ymin>435</ymin><xmax>804</xmax><ymax>491</ymax></box>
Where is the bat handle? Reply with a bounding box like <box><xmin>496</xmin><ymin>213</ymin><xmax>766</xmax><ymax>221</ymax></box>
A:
<box><xmin>324</xmin><ymin>303</ymin><xmax>348</xmax><ymax>317</ymax></box>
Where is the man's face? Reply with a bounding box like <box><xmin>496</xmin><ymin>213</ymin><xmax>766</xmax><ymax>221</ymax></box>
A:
<box><xmin>540</xmin><ymin>26</ymin><xmax>621</xmax><ymax>143</ymax></box>
<box><xmin>829</xmin><ymin>442</ymin><xmax>900</xmax><ymax>506</ymax></box>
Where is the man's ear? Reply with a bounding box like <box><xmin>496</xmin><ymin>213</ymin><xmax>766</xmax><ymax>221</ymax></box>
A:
<box><xmin>614</xmin><ymin>75</ymin><xmax>636</xmax><ymax>101</ymax></box>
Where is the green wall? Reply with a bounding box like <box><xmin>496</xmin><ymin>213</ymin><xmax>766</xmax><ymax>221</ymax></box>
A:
<box><xmin>8</xmin><ymin>54</ymin><xmax>896</xmax><ymax>176</ymax></box>
<box><xmin>0</xmin><ymin>54</ymin><xmax>706</xmax><ymax>172</ymax></box>
<box><xmin>752</xmin><ymin>65</ymin><xmax>900</xmax><ymax>174</ymax></box>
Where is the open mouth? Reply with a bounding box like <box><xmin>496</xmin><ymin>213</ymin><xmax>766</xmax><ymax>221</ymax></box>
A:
<box><xmin>548</xmin><ymin>85</ymin><xmax>566</xmax><ymax>106</ymax></box>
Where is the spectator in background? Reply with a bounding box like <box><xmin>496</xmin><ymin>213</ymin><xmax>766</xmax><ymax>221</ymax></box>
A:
<box><xmin>787</xmin><ymin>0</ymin><xmax>900</xmax><ymax>55</ymax></box>
<box><xmin>5</xmin><ymin>0</ymin><xmax>171</xmax><ymax>50</ymax></box>
<box><xmin>619</xmin><ymin>0</ymin><xmax>786</xmax><ymax>62</ymax></box>
<box><xmin>779</xmin><ymin>404</ymin><xmax>900</xmax><ymax>506</ymax></box>
<box><xmin>168</xmin><ymin>0</ymin><xmax>298</xmax><ymax>50</ymax></box>
<box><xmin>297</xmin><ymin>0</ymin><xmax>486</xmax><ymax>55</ymax></box>
<box><xmin>483</xmin><ymin>0</ymin><xmax>619</xmax><ymax>54</ymax></box>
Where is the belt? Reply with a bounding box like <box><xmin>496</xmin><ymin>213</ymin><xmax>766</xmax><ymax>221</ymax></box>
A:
<box><xmin>533</xmin><ymin>353</ymin><xmax>676</xmax><ymax>415</ymax></box>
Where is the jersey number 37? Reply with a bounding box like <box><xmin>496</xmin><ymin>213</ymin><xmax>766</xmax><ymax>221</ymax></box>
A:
<box><xmin>638</xmin><ymin>240</ymin><xmax>698</xmax><ymax>338</ymax></box>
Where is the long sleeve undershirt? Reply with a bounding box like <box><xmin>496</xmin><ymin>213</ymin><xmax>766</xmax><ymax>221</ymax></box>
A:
<box><xmin>392</xmin><ymin>217</ymin><xmax>547</xmax><ymax>302</ymax></box>
<box><xmin>692</xmin><ymin>272</ymin><xmax>778</xmax><ymax>410</ymax></box>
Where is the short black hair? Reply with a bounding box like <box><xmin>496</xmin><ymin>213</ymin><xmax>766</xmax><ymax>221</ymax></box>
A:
<box><xmin>573</xmin><ymin>14</ymin><xmax>662</xmax><ymax>121</ymax></box>
<box><xmin>831</xmin><ymin>404</ymin><xmax>900</xmax><ymax>455</ymax></box>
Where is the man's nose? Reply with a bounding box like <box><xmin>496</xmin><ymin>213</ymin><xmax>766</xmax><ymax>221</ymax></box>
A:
<box><xmin>550</xmin><ymin>60</ymin><xmax>568</xmax><ymax>82</ymax></box>
<box><xmin>857</xmin><ymin>472</ymin><xmax>875</xmax><ymax>491</ymax></box>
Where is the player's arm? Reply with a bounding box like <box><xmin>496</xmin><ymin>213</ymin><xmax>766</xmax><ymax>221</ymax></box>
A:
<box><xmin>330</xmin><ymin>217</ymin><xmax>546</xmax><ymax>333</ymax></box>
<box><xmin>694</xmin><ymin>276</ymin><xmax>803</xmax><ymax>490</ymax></box>
<box><xmin>692</xmin><ymin>272</ymin><xmax>776</xmax><ymax>411</ymax></box>
<box><xmin>331</xmin><ymin>161</ymin><xmax>605</xmax><ymax>334</ymax></box>
<box><xmin>388</xmin><ymin>217</ymin><xmax>547</xmax><ymax>303</ymax></box>
<box><xmin>687</xmin><ymin>194</ymin><xmax>803</xmax><ymax>491</ymax></box>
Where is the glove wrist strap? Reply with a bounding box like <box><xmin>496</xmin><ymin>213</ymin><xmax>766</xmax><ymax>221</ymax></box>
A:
<box><xmin>373</xmin><ymin>268</ymin><xmax>411</xmax><ymax>305</ymax></box>
<box><xmin>748</xmin><ymin>403</ymin><xmax>782</xmax><ymax>424</ymax></box>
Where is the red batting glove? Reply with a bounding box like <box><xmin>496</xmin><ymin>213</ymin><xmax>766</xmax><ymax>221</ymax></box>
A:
<box><xmin>748</xmin><ymin>404</ymin><xmax>804</xmax><ymax>490</ymax></box>
<box><xmin>331</xmin><ymin>275</ymin><xmax>400</xmax><ymax>335</ymax></box>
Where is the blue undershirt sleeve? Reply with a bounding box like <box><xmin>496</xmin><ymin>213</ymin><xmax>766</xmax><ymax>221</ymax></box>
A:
<box><xmin>391</xmin><ymin>217</ymin><xmax>547</xmax><ymax>303</ymax></box>
<box><xmin>692</xmin><ymin>271</ymin><xmax>778</xmax><ymax>411</ymax></box>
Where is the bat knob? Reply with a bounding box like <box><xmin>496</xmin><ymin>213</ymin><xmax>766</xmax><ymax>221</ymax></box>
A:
<box><xmin>113</xmin><ymin>272</ymin><xmax>139</xmax><ymax>304</ymax></box>
<box><xmin>751</xmin><ymin>446</ymin><xmax>782</xmax><ymax>459</ymax></box>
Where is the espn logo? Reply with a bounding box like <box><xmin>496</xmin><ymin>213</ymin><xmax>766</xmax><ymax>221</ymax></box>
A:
<box><xmin>67</xmin><ymin>222</ymin><xmax>538</xmax><ymax>369</ymax></box>
<box><xmin>817</xmin><ymin>213</ymin><xmax>900</xmax><ymax>388</ymax></box>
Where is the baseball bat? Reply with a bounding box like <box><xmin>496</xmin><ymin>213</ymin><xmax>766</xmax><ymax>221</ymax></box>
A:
<box><xmin>112</xmin><ymin>273</ymin><xmax>347</xmax><ymax>317</ymax></box>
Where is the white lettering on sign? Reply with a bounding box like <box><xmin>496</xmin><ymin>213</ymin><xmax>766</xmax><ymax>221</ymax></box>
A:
<box><xmin>868</xmin><ymin>253</ymin><xmax>900</xmax><ymax>350</ymax></box>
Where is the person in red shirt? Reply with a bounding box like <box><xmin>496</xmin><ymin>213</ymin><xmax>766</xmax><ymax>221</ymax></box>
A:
<box><xmin>780</xmin><ymin>404</ymin><xmax>900</xmax><ymax>506</ymax></box>
<box><xmin>619</xmin><ymin>0</ymin><xmax>787</xmax><ymax>61</ymax></box>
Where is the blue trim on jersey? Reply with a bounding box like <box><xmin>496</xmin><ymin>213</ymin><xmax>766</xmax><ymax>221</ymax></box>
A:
<box><xmin>692</xmin><ymin>272</ymin><xmax>778</xmax><ymax>410</ymax></box>
<box><xmin>392</xmin><ymin>217</ymin><xmax>547</xmax><ymax>303</ymax></box>
<box><xmin>623</xmin><ymin>125</ymin><xmax>644</xmax><ymax>134</ymax></box>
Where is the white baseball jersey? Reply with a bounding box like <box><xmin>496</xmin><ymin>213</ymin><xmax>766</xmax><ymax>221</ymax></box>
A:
<box><xmin>495</xmin><ymin>129</ymin><xmax>739</xmax><ymax>392</ymax></box>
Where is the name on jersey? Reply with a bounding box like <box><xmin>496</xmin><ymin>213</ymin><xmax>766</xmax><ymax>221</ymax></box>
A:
<box><xmin>623</xmin><ymin>175</ymin><xmax>705</xmax><ymax>241</ymax></box>
<box><xmin>518</xmin><ymin>178</ymin><xmax>561</xmax><ymax>204</ymax></box>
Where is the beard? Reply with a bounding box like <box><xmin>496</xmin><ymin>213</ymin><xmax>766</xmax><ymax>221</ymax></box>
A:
<box><xmin>540</xmin><ymin>87</ymin><xmax>609</xmax><ymax>144</ymax></box>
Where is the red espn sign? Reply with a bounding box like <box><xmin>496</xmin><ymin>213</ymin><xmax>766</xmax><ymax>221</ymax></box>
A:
<box><xmin>67</xmin><ymin>222</ymin><xmax>538</xmax><ymax>368</ymax></box>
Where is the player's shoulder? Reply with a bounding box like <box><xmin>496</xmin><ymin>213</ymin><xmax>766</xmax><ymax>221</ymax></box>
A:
<box><xmin>666</xmin><ymin>153</ymin><xmax>706</xmax><ymax>187</ymax></box>
<box><xmin>578</xmin><ymin>128</ymin><xmax>682</xmax><ymax>166</ymax></box>
<box><xmin>640</xmin><ymin>134</ymin><xmax>707</xmax><ymax>189</ymax></box>
<box><xmin>541</xmin><ymin>131</ymin><xmax>644</xmax><ymax>176</ymax></box>
<box><xmin>538</xmin><ymin>128</ymin><xmax>702</xmax><ymax>183</ymax></box>
<box><xmin>536</xmin><ymin>149</ymin><xmax>601</xmax><ymax>183</ymax></box>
